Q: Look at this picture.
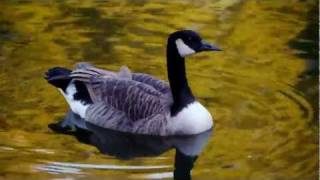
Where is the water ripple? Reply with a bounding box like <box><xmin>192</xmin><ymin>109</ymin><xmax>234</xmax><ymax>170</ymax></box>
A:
<box><xmin>35</xmin><ymin>161</ymin><xmax>171</xmax><ymax>175</ymax></box>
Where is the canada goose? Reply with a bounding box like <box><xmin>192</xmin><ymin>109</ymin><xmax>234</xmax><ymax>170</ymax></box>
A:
<box><xmin>45</xmin><ymin>30</ymin><xmax>221</xmax><ymax>136</ymax></box>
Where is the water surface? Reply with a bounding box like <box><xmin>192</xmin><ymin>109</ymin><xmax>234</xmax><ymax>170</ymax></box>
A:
<box><xmin>0</xmin><ymin>0</ymin><xmax>318</xmax><ymax>179</ymax></box>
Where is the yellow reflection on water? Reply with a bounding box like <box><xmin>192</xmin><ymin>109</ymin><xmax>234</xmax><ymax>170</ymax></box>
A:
<box><xmin>0</xmin><ymin>0</ymin><xmax>318</xmax><ymax>179</ymax></box>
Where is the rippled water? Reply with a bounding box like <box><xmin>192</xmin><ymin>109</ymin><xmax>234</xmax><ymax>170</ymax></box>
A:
<box><xmin>0</xmin><ymin>0</ymin><xmax>318</xmax><ymax>179</ymax></box>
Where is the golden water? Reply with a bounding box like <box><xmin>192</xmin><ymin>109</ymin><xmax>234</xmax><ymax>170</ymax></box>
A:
<box><xmin>0</xmin><ymin>0</ymin><xmax>318</xmax><ymax>179</ymax></box>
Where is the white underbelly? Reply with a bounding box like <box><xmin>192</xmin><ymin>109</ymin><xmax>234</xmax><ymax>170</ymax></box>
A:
<box><xmin>167</xmin><ymin>101</ymin><xmax>213</xmax><ymax>135</ymax></box>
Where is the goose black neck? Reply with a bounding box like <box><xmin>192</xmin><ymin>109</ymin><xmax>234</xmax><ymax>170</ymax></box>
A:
<box><xmin>167</xmin><ymin>41</ymin><xmax>195</xmax><ymax>116</ymax></box>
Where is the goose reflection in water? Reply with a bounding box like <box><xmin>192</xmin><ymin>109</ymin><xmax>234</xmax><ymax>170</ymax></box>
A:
<box><xmin>48</xmin><ymin>110</ymin><xmax>213</xmax><ymax>180</ymax></box>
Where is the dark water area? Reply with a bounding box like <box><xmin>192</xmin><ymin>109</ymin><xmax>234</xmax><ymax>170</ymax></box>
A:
<box><xmin>0</xmin><ymin>0</ymin><xmax>318</xmax><ymax>179</ymax></box>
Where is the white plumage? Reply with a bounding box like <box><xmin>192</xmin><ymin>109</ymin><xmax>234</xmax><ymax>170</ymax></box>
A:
<box><xmin>167</xmin><ymin>101</ymin><xmax>213</xmax><ymax>135</ymax></box>
<box><xmin>58</xmin><ymin>82</ymin><xmax>89</xmax><ymax>119</ymax></box>
<box><xmin>175</xmin><ymin>38</ymin><xmax>195</xmax><ymax>57</ymax></box>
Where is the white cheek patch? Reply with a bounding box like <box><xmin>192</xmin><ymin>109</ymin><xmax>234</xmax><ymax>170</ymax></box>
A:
<box><xmin>175</xmin><ymin>38</ymin><xmax>195</xmax><ymax>57</ymax></box>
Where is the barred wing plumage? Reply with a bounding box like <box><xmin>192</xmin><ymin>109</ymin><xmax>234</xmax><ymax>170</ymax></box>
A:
<box><xmin>70</xmin><ymin>63</ymin><xmax>173</xmax><ymax>135</ymax></box>
<box><xmin>132</xmin><ymin>73</ymin><xmax>171</xmax><ymax>95</ymax></box>
<box><xmin>88</xmin><ymin>77</ymin><xmax>168</xmax><ymax>121</ymax></box>
<box><xmin>72</xmin><ymin>63</ymin><xmax>171</xmax><ymax>95</ymax></box>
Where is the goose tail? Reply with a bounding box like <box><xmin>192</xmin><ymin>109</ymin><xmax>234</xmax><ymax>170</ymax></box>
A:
<box><xmin>45</xmin><ymin>67</ymin><xmax>72</xmax><ymax>90</ymax></box>
<box><xmin>45</xmin><ymin>67</ymin><xmax>92</xmax><ymax>119</ymax></box>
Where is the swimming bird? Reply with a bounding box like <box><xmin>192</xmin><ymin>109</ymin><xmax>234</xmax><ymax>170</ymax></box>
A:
<box><xmin>45</xmin><ymin>30</ymin><xmax>221</xmax><ymax>136</ymax></box>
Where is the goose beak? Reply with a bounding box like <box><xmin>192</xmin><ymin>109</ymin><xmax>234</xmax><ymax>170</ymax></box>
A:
<box><xmin>199</xmin><ymin>42</ymin><xmax>221</xmax><ymax>52</ymax></box>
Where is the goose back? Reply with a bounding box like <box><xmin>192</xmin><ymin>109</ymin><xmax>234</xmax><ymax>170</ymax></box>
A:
<box><xmin>70</xmin><ymin>64</ymin><xmax>173</xmax><ymax>135</ymax></box>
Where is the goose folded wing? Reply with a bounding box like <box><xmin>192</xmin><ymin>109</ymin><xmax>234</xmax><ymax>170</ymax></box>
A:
<box><xmin>85</xmin><ymin>102</ymin><xmax>132</xmax><ymax>132</ymax></box>
<box><xmin>71</xmin><ymin>62</ymin><xmax>119</xmax><ymax>83</ymax></box>
<box><xmin>72</xmin><ymin>63</ymin><xmax>170</xmax><ymax>94</ymax></box>
<box><xmin>131</xmin><ymin>73</ymin><xmax>171</xmax><ymax>94</ymax></box>
<box><xmin>86</xmin><ymin>102</ymin><xmax>169</xmax><ymax>135</ymax></box>
<box><xmin>82</xmin><ymin>75</ymin><xmax>169</xmax><ymax>120</ymax></box>
<box><xmin>71</xmin><ymin>63</ymin><xmax>127</xmax><ymax>102</ymax></box>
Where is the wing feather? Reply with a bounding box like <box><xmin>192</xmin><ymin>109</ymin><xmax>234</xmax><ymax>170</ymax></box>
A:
<box><xmin>72</xmin><ymin>63</ymin><xmax>170</xmax><ymax>96</ymax></box>
<box><xmin>69</xmin><ymin>63</ymin><xmax>172</xmax><ymax>134</ymax></box>
<box><xmin>86</xmin><ymin>77</ymin><xmax>168</xmax><ymax>121</ymax></box>
<box><xmin>132</xmin><ymin>73</ymin><xmax>171</xmax><ymax>94</ymax></box>
<box><xmin>86</xmin><ymin>102</ymin><xmax>132</xmax><ymax>132</ymax></box>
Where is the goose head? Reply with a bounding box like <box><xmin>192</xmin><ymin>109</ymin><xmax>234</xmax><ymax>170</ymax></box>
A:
<box><xmin>168</xmin><ymin>30</ymin><xmax>221</xmax><ymax>58</ymax></box>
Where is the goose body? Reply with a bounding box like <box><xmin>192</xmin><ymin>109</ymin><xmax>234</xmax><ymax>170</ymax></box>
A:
<box><xmin>45</xmin><ymin>30</ymin><xmax>220</xmax><ymax>136</ymax></box>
